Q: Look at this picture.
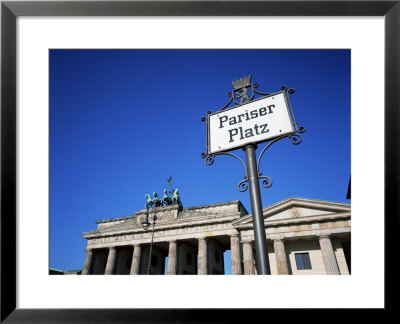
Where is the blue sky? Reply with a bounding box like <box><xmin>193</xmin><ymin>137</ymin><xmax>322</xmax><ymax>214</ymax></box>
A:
<box><xmin>49</xmin><ymin>49</ymin><xmax>351</xmax><ymax>273</ymax></box>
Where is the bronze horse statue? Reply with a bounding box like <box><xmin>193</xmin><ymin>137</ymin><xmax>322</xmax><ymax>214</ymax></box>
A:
<box><xmin>145</xmin><ymin>192</ymin><xmax>163</xmax><ymax>208</ymax></box>
<box><xmin>163</xmin><ymin>189</ymin><xmax>173</xmax><ymax>205</ymax></box>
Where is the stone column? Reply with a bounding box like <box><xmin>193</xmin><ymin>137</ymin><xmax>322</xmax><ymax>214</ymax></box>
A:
<box><xmin>81</xmin><ymin>249</ymin><xmax>93</xmax><ymax>275</ymax></box>
<box><xmin>274</xmin><ymin>239</ymin><xmax>289</xmax><ymax>275</ymax></box>
<box><xmin>130</xmin><ymin>244</ymin><xmax>141</xmax><ymax>275</ymax></box>
<box><xmin>198</xmin><ymin>237</ymin><xmax>208</xmax><ymax>275</ymax></box>
<box><xmin>230</xmin><ymin>234</ymin><xmax>242</xmax><ymax>275</ymax></box>
<box><xmin>242</xmin><ymin>240</ymin><xmax>255</xmax><ymax>275</ymax></box>
<box><xmin>167</xmin><ymin>240</ymin><xmax>178</xmax><ymax>275</ymax></box>
<box><xmin>319</xmin><ymin>235</ymin><xmax>340</xmax><ymax>275</ymax></box>
<box><xmin>105</xmin><ymin>246</ymin><xmax>117</xmax><ymax>275</ymax></box>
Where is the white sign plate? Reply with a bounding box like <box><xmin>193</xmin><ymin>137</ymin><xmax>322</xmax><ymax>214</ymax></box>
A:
<box><xmin>207</xmin><ymin>92</ymin><xmax>294</xmax><ymax>154</ymax></box>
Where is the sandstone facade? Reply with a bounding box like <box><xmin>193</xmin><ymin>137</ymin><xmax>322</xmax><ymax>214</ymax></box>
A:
<box><xmin>81</xmin><ymin>197</ymin><xmax>351</xmax><ymax>275</ymax></box>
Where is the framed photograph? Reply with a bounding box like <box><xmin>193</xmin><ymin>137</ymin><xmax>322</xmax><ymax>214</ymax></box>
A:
<box><xmin>1</xmin><ymin>0</ymin><xmax>398</xmax><ymax>322</ymax></box>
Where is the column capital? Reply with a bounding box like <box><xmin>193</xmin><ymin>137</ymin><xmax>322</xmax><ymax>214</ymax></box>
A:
<box><xmin>230</xmin><ymin>233</ymin><xmax>240</xmax><ymax>238</ymax></box>
<box><xmin>318</xmin><ymin>234</ymin><xmax>331</xmax><ymax>239</ymax></box>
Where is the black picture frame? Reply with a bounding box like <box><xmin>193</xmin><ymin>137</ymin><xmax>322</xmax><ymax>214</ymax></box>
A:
<box><xmin>1</xmin><ymin>0</ymin><xmax>398</xmax><ymax>322</ymax></box>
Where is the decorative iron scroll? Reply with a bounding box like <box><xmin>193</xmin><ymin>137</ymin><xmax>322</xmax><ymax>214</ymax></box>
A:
<box><xmin>200</xmin><ymin>75</ymin><xmax>306</xmax><ymax>192</ymax></box>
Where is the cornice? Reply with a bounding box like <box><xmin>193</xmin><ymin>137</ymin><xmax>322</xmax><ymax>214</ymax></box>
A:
<box><xmin>181</xmin><ymin>200</ymin><xmax>244</xmax><ymax>211</ymax></box>
<box><xmin>232</xmin><ymin>197</ymin><xmax>350</xmax><ymax>226</ymax></box>
<box><xmin>96</xmin><ymin>215</ymin><xmax>136</xmax><ymax>224</ymax></box>
<box><xmin>234</xmin><ymin>211</ymin><xmax>351</xmax><ymax>230</ymax></box>
<box><xmin>94</xmin><ymin>199</ymin><xmax>246</xmax><ymax>225</ymax></box>
<box><xmin>83</xmin><ymin>212</ymin><xmax>240</xmax><ymax>239</ymax></box>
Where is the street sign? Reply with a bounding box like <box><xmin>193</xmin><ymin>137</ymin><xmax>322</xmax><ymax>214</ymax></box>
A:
<box><xmin>201</xmin><ymin>75</ymin><xmax>305</xmax><ymax>275</ymax></box>
<box><xmin>207</xmin><ymin>91</ymin><xmax>294</xmax><ymax>154</ymax></box>
<box><xmin>200</xmin><ymin>75</ymin><xmax>306</xmax><ymax>275</ymax></box>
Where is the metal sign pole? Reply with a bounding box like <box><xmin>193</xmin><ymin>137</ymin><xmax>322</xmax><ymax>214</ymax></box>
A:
<box><xmin>201</xmin><ymin>76</ymin><xmax>305</xmax><ymax>275</ymax></box>
<box><xmin>146</xmin><ymin>209</ymin><xmax>157</xmax><ymax>275</ymax></box>
<box><xmin>243</xmin><ymin>143</ymin><xmax>271</xmax><ymax>275</ymax></box>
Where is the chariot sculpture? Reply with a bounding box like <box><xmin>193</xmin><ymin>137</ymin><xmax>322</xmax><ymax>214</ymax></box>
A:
<box><xmin>145</xmin><ymin>177</ymin><xmax>182</xmax><ymax>208</ymax></box>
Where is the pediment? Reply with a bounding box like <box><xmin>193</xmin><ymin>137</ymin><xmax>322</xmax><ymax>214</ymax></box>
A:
<box><xmin>232</xmin><ymin>197</ymin><xmax>350</xmax><ymax>226</ymax></box>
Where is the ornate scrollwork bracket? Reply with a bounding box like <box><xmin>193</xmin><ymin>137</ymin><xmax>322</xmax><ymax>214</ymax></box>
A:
<box><xmin>201</xmin><ymin>151</ymin><xmax>249</xmax><ymax>192</ymax></box>
<box><xmin>200</xmin><ymin>76</ymin><xmax>305</xmax><ymax>192</ymax></box>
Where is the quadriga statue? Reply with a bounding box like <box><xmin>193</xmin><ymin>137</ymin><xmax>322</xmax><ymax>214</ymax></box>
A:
<box><xmin>163</xmin><ymin>189</ymin><xmax>173</xmax><ymax>205</ymax></box>
<box><xmin>144</xmin><ymin>192</ymin><xmax>163</xmax><ymax>208</ymax></box>
<box><xmin>171</xmin><ymin>188</ymin><xmax>182</xmax><ymax>207</ymax></box>
<box><xmin>152</xmin><ymin>192</ymin><xmax>163</xmax><ymax>207</ymax></box>
<box><xmin>145</xmin><ymin>186</ymin><xmax>182</xmax><ymax>208</ymax></box>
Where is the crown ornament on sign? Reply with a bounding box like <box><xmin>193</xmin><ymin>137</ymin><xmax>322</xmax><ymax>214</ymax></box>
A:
<box><xmin>231</xmin><ymin>75</ymin><xmax>252</xmax><ymax>90</ymax></box>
